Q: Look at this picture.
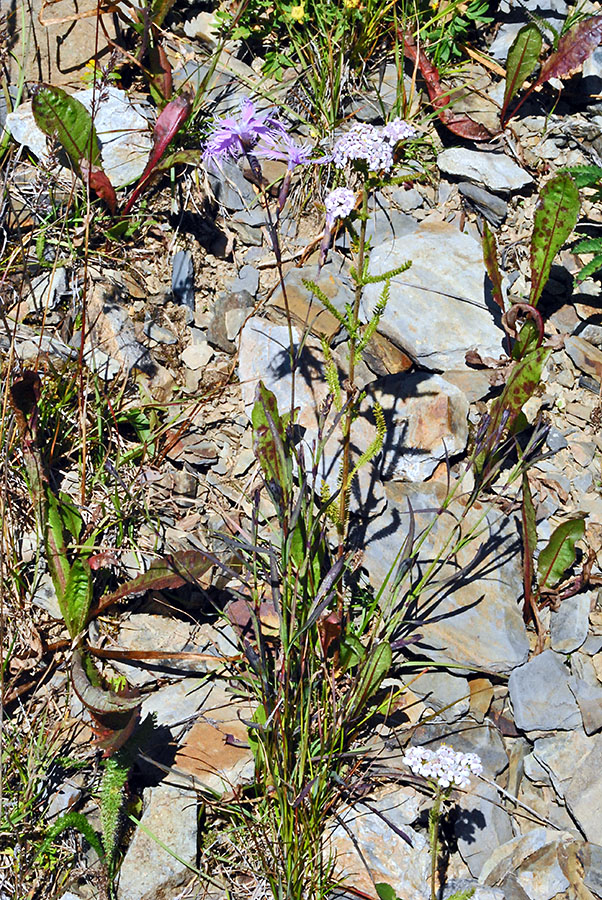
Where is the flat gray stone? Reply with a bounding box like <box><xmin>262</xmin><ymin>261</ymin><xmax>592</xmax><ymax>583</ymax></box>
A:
<box><xmin>568</xmin><ymin>676</ymin><xmax>602</xmax><ymax>735</ymax></box>
<box><xmin>326</xmin><ymin>788</ymin><xmax>430</xmax><ymax>900</ymax></box>
<box><xmin>172</xmin><ymin>250</ymin><xmax>195</xmax><ymax>310</ymax></box>
<box><xmin>479</xmin><ymin>828</ymin><xmax>576</xmax><ymax>899</ymax></box>
<box><xmin>456</xmin><ymin>780</ymin><xmax>514</xmax><ymax>877</ymax></box>
<box><xmin>438</xmin><ymin>149</ymin><xmax>533</xmax><ymax>194</ymax></box>
<box><xmin>508</xmin><ymin>649</ymin><xmax>583</xmax><ymax>732</ymax></box>
<box><xmin>6</xmin><ymin>87</ymin><xmax>152</xmax><ymax>187</ymax></box>
<box><xmin>362</xmin><ymin>221</ymin><xmax>505</xmax><ymax>370</ymax></box>
<box><xmin>532</xmin><ymin>731</ymin><xmax>596</xmax><ymax>798</ymax></box>
<box><xmin>565</xmin><ymin>736</ymin><xmax>602</xmax><ymax>843</ymax></box>
<box><xmin>117</xmin><ymin>782</ymin><xmax>197</xmax><ymax>900</ymax></box>
<box><xmin>402</xmin><ymin>670</ymin><xmax>470</xmax><ymax>722</ymax></box>
<box><xmin>356</xmin><ymin>481</ymin><xmax>529</xmax><ymax>674</ymax></box>
<box><xmin>369</xmin><ymin>372</ymin><xmax>469</xmax><ymax>482</ymax></box>
<box><xmin>550</xmin><ymin>592</ymin><xmax>591</xmax><ymax>653</ymax></box>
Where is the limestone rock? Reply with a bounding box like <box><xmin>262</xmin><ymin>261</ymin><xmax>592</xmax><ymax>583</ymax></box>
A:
<box><xmin>362</xmin><ymin>221</ymin><xmax>505</xmax><ymax>370</ymax></box>
<box><xmin>438</xmin><ymin>149</ymin><xmax>533</xmax><ymax>194</ymax></box>
<box><xmin>508</xmin><ymin>650</ymin><xmax>583</xmax><ymax>733</ymax></box>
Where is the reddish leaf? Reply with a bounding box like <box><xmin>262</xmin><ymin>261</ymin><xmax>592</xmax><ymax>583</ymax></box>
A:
<box><xmin>123</xmin><ymin>94</ymin><xmax>191</xmax><ymax>215</ymax></box>
<box><xmin>482</xmin><ymin>222</ymin><xmax>504</xmax><ymax>312</ymax></box>
<box><xmin>94</xmin><ymin>549</ymin><xmax>212</xmax><ymax>614</ymax></box>
<box><xmin>149</xmin><ymin>44</ymin><xmax>173</xmax><ymax>103</ymax></box>
<box><xmin>535</xmin><ymin>15</ymin><xmax>602</xmax><ymax>86</ymax></box>
<box><xmin>81</xmin><ymin>159</ymin><xmax>117</xmax><ymax>215</ymax></box>
<box><xmin>401</xmin><ymin>31</ymin><xmax>496</xmax><ymax>140</ymax></box>
<box><xmin>71</xmin><ymin>649</ymin><xmax>142</xmax><ymax>715</ymax></box>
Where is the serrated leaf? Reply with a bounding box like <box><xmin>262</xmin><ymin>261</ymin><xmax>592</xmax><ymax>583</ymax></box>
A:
<box><xmin>502</xmin><ymin>24</ymin><xmax>543</xmax><ymax>124</ymax></box>
<box><xmin>538</xmin><ymin>517</ymin><xmax>586</xmax><ymax>591</ymax></box>
<box><xmin>535</xmin><ymin>15</ymin><xmax>602</xmax><ymax>86</ymax></box>
<box><xmin>575</xmin><ymin>253</ymin><xmax>602</xmax><ymax>281</ymax></box>
<box><xmin>530</xmin><ymin>173</ymin><xmax>580</xmax><ymax>306</ymax></box>
<box><xmin>566</xmin><ymin>164</ymin><xmax>602</xmax><ymax>189</ymax></box>
<box><xmin>61</xmin><ymin>557</ymin><xmax>93</xmax><ymax>637</ymax></box>
<box><xmin>491</xmin><ymin>346</ymin><xmax>551</xmax><ymax>427</ymax></box>
<box><xmin>32</xmin><ymin>84</ymin><xmax>101</xmax><ymax>176</ymax></box>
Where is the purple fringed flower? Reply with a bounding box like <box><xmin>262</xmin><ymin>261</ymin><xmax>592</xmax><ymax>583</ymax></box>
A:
<box><xmin>203</xmin><ymin>98</ymin><xmax>286</xmax><ymax>167</ymax></box>
<box><xmin>319</xmin><ymin>187</ymin><xmax>355</xmax><ymax>268</ymax></box>
<box><xmin>254</xmin><ymin>133</ymin><xmax>314</xmax><ymax>171</ymax></box>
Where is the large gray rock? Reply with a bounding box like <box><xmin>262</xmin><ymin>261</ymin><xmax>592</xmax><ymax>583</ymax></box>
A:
<box><xmin>508</xmin><ymin>649</ymin><xmax>583</xmax><ymax>733</ymax></box>
<box><xmin>369</xmin><ymin>372</ymin><xmax>469</xmax><ymax>481</ymax></box>
<box><xmin>565</xmin><ymin>736</ymin><xmax>602</xmax><ymax>843</ymax></box>
<box><xmin>532</xmin><ymin>731</ymin><xmax>596</xmax><ymax>798</ymax></box>
<box><xmin>438</xmin><ymin>149</ymin><xmax>533</xmax><ymax>194</ymax></box>
<box><xmin>6</xmin><ymin>87</ymin><xmax>152</xmax><ymax>187</ymax></box>
<box><xmin>355</xmin><ymin>481</ymin><xmax>529</xmax><ymax>674</ymax></box>
<box><xmin>117</xmin><ymin>781</ymin><xmax>197</xmax><ymax>900</ymax></box>
<box><xmin>325</xmin><ymin>788</ymin><xmax>430</xmax><ymax>900</ymax></box>
<box><xmin>550</xmin><ymin>592</ymin><xmax>591</xmax><ymax>653</ymax></box>
<box><xmin>361</xmin><ymin>221</ymin><xmax>505</xmax><ymax>370</ymax></box>
<box><xmin>456</xmin><ymin>780</ymin><xmax>514</xmax><ymax>877</ymax></box>
<box><xmin>479</xmin><ymin>829</ymin><xmax>577</xmax><ymax>900</ymax></box>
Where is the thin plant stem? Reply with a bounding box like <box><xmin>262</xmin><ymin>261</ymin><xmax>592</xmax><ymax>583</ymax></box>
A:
<box><xmin>337</xmin><ymin>184</ymin><xmax>368</xmax><ymax>545</ymax></box>
<box><xmin>429</xmin><ymin>786</ymin><xmax>443</xmax><ymax>900</ymax></box>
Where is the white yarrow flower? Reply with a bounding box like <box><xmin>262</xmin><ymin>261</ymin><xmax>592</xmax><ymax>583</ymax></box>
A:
<box><xmin>325</xmin><ymin>187</ymin><xmax>355</xmax><ymax>223</ymax></box>
<box><xmin>402</xmin><ymin>744</ymin><xmax>483</xmax><ymax>789</ymax></box>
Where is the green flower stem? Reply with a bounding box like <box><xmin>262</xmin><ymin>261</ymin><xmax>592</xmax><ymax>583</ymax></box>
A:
<box><xmin>337</xmin><ymin>183</ymin><xmax>369</xmax><ymax>544</ymax></box>
<box><xmin>429</xmin><ymin>785</ymin><xmax>444</xmax><ymax>900</ymax></box>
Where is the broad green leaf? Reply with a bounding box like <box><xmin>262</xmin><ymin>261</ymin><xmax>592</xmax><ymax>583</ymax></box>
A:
<box><xmin>251</xmin><ymin>381</ymin><xmax>293</xmax><ymax>515</ymax></box>
<box><xmin>339</xmin><ymin>634</ymin><xmax>365</xmax><ymax>671</ymax></box>
<box><xmin>566</xmin><ymin>164</ymin><xmax>602</xmax><ymax>190</ymax></box>
<box><xmin>61</xmin><ymin>557</ymin><xmax>93</xmax><ymax>637</ymax></box>
<box><xmin>538</xmin><ymin>517</ymin><xmax>586</xmax><ymax>592</ymax></box>
<box><xmin>530</xmin><ymin>173</ymin><xmax>580</xmax><ymax>306</ymax></box>
<box><xmin>512</xmin><ymin>318</ymin><xmax>541</xmax><ymax>360</ymax></box>
<box><xmin>32</xmin><ymin>84</ymin><xmax>101</xmax><ymax>176</ymax></box>
<box><xmin>376</xmin><ymin>885</ymin><xmax>399</xmax><ymax>900</ymax></box>
<box><xmin>350</xmin><ymin>641</ymin><xmax>392</xmax><ymax>714</ymax></box>
<box><xmin>45</xmin><ymin>488</ymin><xmax>70</xmax><ymax>599</ymax></box>
<box><xmin>491</xmin><ymin>347</ymin><xmax>551</xmax><ymax>428</ymax></box>
<box><xmin>502</xmin><ymin>24</ymin><xmax>542</xmax><ymax>122</ymax></box>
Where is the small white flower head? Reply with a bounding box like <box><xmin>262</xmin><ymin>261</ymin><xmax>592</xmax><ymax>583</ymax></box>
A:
<box><xmin>332</xmin><ymin>123</ymin><xmax>394</xmax><ymax>173</ymax></box>
<box><xmin>382</xmin><ymin>117</ymin><xmax>416</xmax><ymax>144</ymax></box>
<box><xmin>331</xmin><ymin>118</ymin><xmax>415</xmax><ymax>173</ymax></box>
<box><xmin>402</xmin><ymin>744</ymin><xmax>483</xmax><ymax>790</ymax></box>
<box><xmin>325</xmin><ymin>187</ymin><xmax>356</xmax><ymax>225</ymax></box>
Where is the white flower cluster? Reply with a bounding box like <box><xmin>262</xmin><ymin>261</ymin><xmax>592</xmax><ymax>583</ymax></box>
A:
<box><xmin>332</xmin><ymin>117</ymin><xmax>416</xmax><ymax>173</ymax></box>
<box><xmin>402</xmin><ymin>744</ymin><xmax>483</xmax><ymax>789</ymax></box>
<box><xmin>325</xmin><ymin>187</ymin><xmax>356</xmax><ymax>223</ymax></box>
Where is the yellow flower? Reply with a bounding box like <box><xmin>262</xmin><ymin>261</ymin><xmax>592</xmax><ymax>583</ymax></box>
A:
<box><xmin>343</xmin><ymin>0</ymin><xmax>361</xmax><ymax>8</ymax></box>
<box><xmin>290</xmin><ymin>3</ymin><xmax>306</xmax><ymax>21</ymax></box>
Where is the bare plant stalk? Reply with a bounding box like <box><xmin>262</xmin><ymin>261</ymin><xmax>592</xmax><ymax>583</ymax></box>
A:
<box><xmin>338</xmin><ymin>184</ymin><xmax>368</xmax><ymax>543</ymax></box>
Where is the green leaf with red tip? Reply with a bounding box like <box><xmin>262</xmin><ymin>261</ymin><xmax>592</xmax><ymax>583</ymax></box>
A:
<box><xmin>530</xmin><ymin>173</ymin><xmax>580</xmax><ymax>306</ymax></box>
<box><xmin>32</xmin><ymin>84</ymin><xmax>101</xmax><ymax>176</ymax></box>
